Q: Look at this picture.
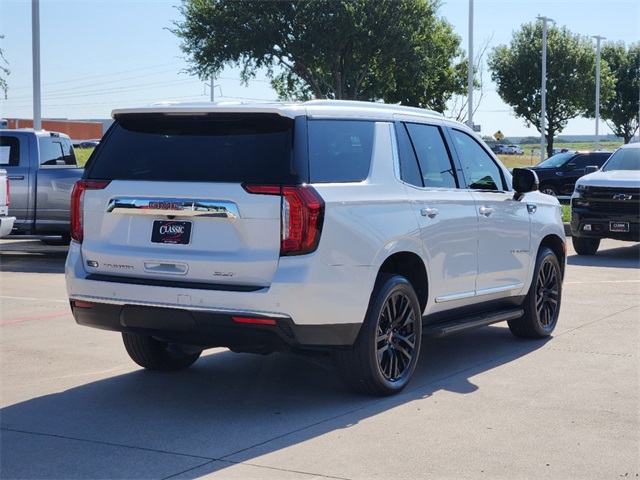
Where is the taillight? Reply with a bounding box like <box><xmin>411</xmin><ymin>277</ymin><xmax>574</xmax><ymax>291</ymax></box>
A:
<box><xmin>70</xmin><ymin>179</ymin><xmax>110</xmax><ymax>243</ymax></box>
<box><xmin>244</xmin><ymin>184</ymin><xmax>324</xmax><ymax>256</ymax></box>
<box><xmin>5</xmin><ymin>176</ymin><xmax>9</xmax><ymax>206</ymax></box>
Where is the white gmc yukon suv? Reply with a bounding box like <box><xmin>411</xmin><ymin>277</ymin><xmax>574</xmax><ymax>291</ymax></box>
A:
<box><xmin>65</xmin><ymin>100</ymin><xmax>566</xmax><ymax>396</ymax></box>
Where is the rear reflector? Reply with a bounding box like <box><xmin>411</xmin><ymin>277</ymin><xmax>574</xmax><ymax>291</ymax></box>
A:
<box><xmin>232</xmin><ymin>316</ymin><xmax>277</xmax><ymax>326</ymax></box>
<box><xmin>73</xmin><ymin>301</ymin><xmax>94</xmax><ymax>309</ymax></box>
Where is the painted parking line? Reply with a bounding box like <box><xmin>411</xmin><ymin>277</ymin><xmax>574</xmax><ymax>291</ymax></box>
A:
<box><xmin>0</xmin><ymin>311</ymin><xmax>70</xmax><ymax>326</ymax></box>
<box><xmin>565</xmin><ymin>280</ymin><xmax>640</xmax><ymax>285</ymax></box>
<box><xmin>0</xmin><ymin>295</ymin><xmax>68</xmax><ymax>303</ymax></box>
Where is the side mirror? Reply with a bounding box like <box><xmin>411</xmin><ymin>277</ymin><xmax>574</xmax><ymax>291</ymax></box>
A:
<box><xmin>512</xmin><ymin>168</ymin><xmax>539</xmax><ymax>200</ymax></box>
<box><xmin>565</xmin><ymin>162</ymin><xmax>576</xmax><ymax>171</ymax></box>
<box><xmin>584</xmin><ymin>166</ymin><xmax>599</xmax><ymax>175</ymax></box>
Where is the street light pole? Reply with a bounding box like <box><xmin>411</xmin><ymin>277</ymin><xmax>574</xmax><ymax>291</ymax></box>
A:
<box><xmin>592</xmin><ymin>35</ymin><xmax>605</xmax><ymax>150</ymax></box>
<box><xmin>32</xmin><ymin>0</ymin><xmax>41</xmax><ymax>131</ymax></box>
<box><xmin>467</xmin><ymin>0</ymin><xmax>474</xmax><ymax>129</ymax></box>
<box><xmin>537</xmin><ymin>15</ymin><xmax>554</xmax><ymax>161</ymax></box>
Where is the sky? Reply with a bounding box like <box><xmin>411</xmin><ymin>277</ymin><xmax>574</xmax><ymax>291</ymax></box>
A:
<box><xmin>0</xmin><ymin>0</ymin><xmax>639</xmax><ymax>138</ymax></box>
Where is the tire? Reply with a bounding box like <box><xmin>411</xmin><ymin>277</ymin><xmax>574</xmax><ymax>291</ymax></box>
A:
<box><xmin>336</xmin><ymin>274</ymin><xmax>422</xmax><ymax>396</ymax></box>
<box><xmin>539</xmin><ymin>184</ymin><xmax>559</xmax><ymax>197</ymax></box>
<box><xmin>508</xmin><ymin>247</ymin><xmax>562</xmax><ymax>339</ymax></box>
<box><xmin>572</xmin><ymin>236</ymin><xmax>600</xmax><ymax>255</ymax></box>
<box><xmin>122</xmin><ymin>333</ymin><xmax>201</xmax><ymax>371</ymax></box>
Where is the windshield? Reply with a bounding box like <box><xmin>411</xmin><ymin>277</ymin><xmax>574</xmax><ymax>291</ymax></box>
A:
<box><xmin>534</xmin><ymin>152</ymin><xmax>572</xmax><ymax>168</ymax></box>
<box><xmin>602</xmin><ymin>147</ymin><xmax>640</xmax><ymax>171</ymax></box>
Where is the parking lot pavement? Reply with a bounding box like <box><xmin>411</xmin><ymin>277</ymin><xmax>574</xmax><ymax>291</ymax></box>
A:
<box><xmin>1</xmin><ymin>238</ymin><xmax>638</xmax><ymax>479</ymax></box>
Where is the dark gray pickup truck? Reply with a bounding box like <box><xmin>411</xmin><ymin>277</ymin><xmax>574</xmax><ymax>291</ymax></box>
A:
<box><xmin>0</xmin><ymin>129</ymin><xmax>84</xmax><ymax>243</ymax></box>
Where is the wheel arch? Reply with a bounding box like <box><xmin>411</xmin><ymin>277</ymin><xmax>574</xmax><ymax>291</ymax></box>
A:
<box><xmin>539</xmin><ymin>233</ymin><xmax>566</xmax><ymax>278</ymax></box>
<box><xmin>377</xmin><ymin>251</ymin><xmax>428</xmax><ymax>313</ymax></box>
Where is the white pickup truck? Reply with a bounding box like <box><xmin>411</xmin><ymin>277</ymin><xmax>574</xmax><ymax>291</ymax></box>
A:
<box><xmin>0</xmin><ymin>168</ymin><xmax>16</xmax><ymax>237</ymax></box>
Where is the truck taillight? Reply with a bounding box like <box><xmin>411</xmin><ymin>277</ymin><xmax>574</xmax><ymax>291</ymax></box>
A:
<box><xmin>243</xmin><ymin>184</ymin><xmax>324</xmax><ymax>256</ymax></box>
<box><xmin>5</xmin><ymin>176</ymin><xmax>9</xmax><ymax>206</ymax></box>
<box><xmin>70</xmin><ymin>180</ymin><xmax>110</xmax><ymax>243</ymax></box>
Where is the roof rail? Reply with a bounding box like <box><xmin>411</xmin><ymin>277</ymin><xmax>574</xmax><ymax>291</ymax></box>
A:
<box><xmin>303</xmin><ymin>99</ymin><xmax>444</xmax><ymax>117</ymax></box>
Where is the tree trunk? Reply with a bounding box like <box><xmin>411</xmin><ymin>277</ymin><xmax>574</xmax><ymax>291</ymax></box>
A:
<box><xmin>546</xmin><ymin>127</ymin><xmax>555</xmax><ymax>159</ymax></box>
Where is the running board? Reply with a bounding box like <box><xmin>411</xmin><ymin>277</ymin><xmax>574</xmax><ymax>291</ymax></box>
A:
<box><xmin>422</xmin><ymin>308</ymin><xmax>524</xmax><ymax>337</ymax></box>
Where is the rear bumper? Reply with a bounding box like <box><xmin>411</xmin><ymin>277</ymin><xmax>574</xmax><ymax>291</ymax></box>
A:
<box><xmin>0</xmin><ymin>215</ymin><xmax>16</xmax><ymax>237</ymax></box>
<box><xmin>65</xmin><ymin>241</ymin><xmax>370</xmax><ymax>350</ymax></box>
<box><xmin>69</xmin><ymin>299</ymin><xmax>361</xmax><ymax>351</ymax></box>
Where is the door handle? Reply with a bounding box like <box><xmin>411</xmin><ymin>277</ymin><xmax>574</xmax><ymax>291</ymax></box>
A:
<box><xmin>479</xmin><ymin>206</ymin><xmax>494</xmax><ymax>217</ymax></box>
<box><xmin>421</xmin><ymin>207</ymin><xmax>439</xmax><ymax>219</ymax></box>
<box><xmin>7</xmin><ymin>175</ymin><xmax>25</xmax><ymax>180</ymax></box>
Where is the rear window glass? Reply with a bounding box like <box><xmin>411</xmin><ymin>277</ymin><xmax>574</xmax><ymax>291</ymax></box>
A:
<box><xmin>0</xmin><ymin>135</ymin><xmax>21</xmax><ymax>166</ymax></box>
<box><xmin>308</xmin><ymin>120</ymin><xmax>374</xmax><ymax>183</ymax></box>
<box><xmin>86</xmin><ymin>114</ymin><xmax>296</xmax><ymax>183</ymax></box>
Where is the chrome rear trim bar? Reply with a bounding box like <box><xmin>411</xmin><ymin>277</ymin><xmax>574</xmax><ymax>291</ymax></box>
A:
<box><xmin>106</xmin><ymin>198</ymin><xmax>240</xmax><ymax>218</ymax></box>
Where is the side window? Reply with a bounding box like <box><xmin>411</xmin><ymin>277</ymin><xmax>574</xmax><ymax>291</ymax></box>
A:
<box><xmin>568</xmin><ymin>155</ymin><xmax>591</xmax><ymax>170</ymax></box>
<box><xmin>308</xmin><ymin>120</ymin><xmax>374</xmax><ymax>183</ymax></box>
<box><xmin>60</xmin><ymin>139</ymin><xmax>77</xmax><ymax>165</ymax></box>
<box><xmin>404</xmin><ymin>123</ymin><xmax>457</xmax><ymax>188</ymax></box>
<box><xmin>38</xmin><ymin>137</ymin><xmax>76</xmax><ymax>166</ymax></box>
<box><xmin>395</xmin><ymin>123</ymin><xmax>423</xmax><ymax>187</ymax></box>
<box><xmin>449</xmin><ymin>129</ymin><xmax>505</xmax><ymax>191</ymax></box>
<box><xmin>0</xmin><ymin>135</ymin><xmax>21</xmax><ymax>167</ymax></box>
<box><xmin>39</xmin><ymin>138</ymin><xmax>65</xmax><ymax>166</ymax></box>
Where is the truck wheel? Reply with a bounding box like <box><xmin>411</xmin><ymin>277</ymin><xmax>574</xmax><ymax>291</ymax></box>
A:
<box><xmin>509</xmin><ymin>247</ymin><xmax>561</xmax><ymax>339</ymax></box>
<box><xmin>122</xmin><ymin>333</ymin><xmax>201</xmax><ymax>371</ymax></box>
<box><xmin>336</xmin><ymin>275</ymin><xmax>422</xmax><ymax>396</ymax></box>
<box><xmin>539</xmin><ymin>184</ymin><xmax>559</xmax><ymax>197</ymax></box>
<box><xmin>572</xmin><ymin>236</ymin><xmax>600</xmax><ymax>255</ymax></box>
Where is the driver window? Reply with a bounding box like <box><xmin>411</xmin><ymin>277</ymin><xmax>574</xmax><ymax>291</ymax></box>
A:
<box><xmin>450</xmin><ymin>129</ymin><xmax>505</xmax><ymax>191</ymax></box>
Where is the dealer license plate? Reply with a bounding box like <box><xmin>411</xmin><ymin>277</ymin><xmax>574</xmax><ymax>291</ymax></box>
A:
<box><xmin>610</xmin><ymin>221</ymin><xmax>629</xmax><ymax>233</ymax></box>
<box><xmin>151</xmin><ymin>220</ymin><xmax>192</xmax><ymax>245</ymax></box>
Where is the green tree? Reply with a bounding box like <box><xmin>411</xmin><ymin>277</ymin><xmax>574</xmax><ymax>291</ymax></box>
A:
<box><xmin>0</xmin><ymin>35</ymin><xmax>9</xmax><ymax>100</ymax></box>
<box><xmin>172</xmin><ymin>0</ymin><xmax>466</xmax><ymax>111</ymax></box>
<box><xmin>488</xmin><ymin>22</ymin><xmax>614</xmax><ymax>157</ymax></box>
<box><xmin>600</xmin><ymin>42</ymin><xmax>640</xmax><ymax>144</ymax></box>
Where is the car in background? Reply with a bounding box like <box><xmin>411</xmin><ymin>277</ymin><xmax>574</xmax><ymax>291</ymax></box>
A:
<box><xmin>552</xmin><ymin>148</ymin><xmax>574</xmax><ymax>156</ymax></box>
<box><xmin>570</xmin><ymin>143</ymin><xmax>640</xmax><ymax>255</ymax></box>
<box><xmin>79</xmin><ymin>139</ymin><xmax>100</xmax><ymax>148</ymax></box>
<box><xmin>505</xmin><ymin>145</ymin><xmax>524</xmax><ymax>155</ymax></box>
<box><xmin>490</xmin><ymin>144</ymin><xmax>508</xmax><ymax>154</ymax></box>
<box><xmin>530</xmin><ymin>151</ymin><xmax>612</xmax><ymax>197</ymax></box>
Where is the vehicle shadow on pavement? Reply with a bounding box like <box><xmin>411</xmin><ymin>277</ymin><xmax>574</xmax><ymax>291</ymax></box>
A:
<box><xmin>0</xmin><ymin>326</ymin><xmax>549</xmax><ymax>479</ymax></box>
<box><xmin>0</xmin><ymin>252</ymin><xmax>67</xmax><ymax>274</ymax></box>
<box><xmin>567</xmin><ymin>242</ymin><xmax>640</xmax><ymax>269</ymax></box>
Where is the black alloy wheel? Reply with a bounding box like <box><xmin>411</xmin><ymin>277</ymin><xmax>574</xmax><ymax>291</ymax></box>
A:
<box><xmin>336</xmin><ymin>274</ymin><xmax>422</xmax><ymax>396</ymax></box>
<box><xmin>376</xmin><ymin>290</ymin><xmax>419</xmax><ymax>382</ymax></box>
<box><xmin>535</xmin><ymin>255</ymin><xmax>561</xmax><ymax>330</ymax></box>
<box><xmin>509</xmin><ymin>247</ymin><xmax>562</xmax><ymax>339</ymax></box>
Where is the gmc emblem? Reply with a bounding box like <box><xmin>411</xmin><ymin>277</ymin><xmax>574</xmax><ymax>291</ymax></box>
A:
<box><xmin>149</xmin><ymin>201</ymin><xmax>185</xmax><ymax>210</ymax></box>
